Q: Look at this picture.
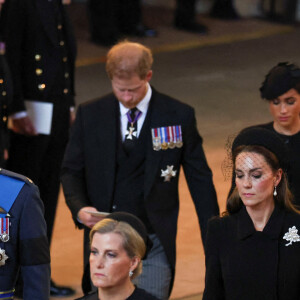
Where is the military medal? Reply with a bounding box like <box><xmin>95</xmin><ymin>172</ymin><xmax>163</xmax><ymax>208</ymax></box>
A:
<box><xmin>161</xmin><ymin>165</ymin><xmax>177</xmax><ymax>182</ymax></box>
<box><xmin>0</xmin><ymin>248</ymin><xmax>8</xmax><ymax>266</ymax></box>
<box><xmin>168</xmin><ymin>126</ymin><xmax>175</xmax><ymax>149</ymax></box>
<box><xmin>160</xmin><ymin>127</ymin><xmax>168</xmax><ymax>150</ymax></box>
<box><xmin>151</xmin><ymin>128</ymin><xmax>161</xmax><ymax>151</ymax></box>
<box><xmin>175</xmin><ymin>125</ymin><xmax>183</xmax><ymax>148</ymax></box>
<box><xmin>125</xmin><ymin>109</ymin><xmax>142</xmax><ymax>140</ymax></box>
<box><xmin>0</xmin><ymin>42</ymin><xmax>5</xmax><ymax>55</ymax></box>
<box><xmin>0</xmin><ymin>217</ymin><xmax>10</xmax><ymax>242</ymax></box>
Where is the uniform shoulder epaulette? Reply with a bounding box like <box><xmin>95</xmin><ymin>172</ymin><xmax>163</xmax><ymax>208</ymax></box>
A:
<box><xmin>0</xmin><ymin>168</ymin><xmax>34</xmax><ymax>185</ymax></box>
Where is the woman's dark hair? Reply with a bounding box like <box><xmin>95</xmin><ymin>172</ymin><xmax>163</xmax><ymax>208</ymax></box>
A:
<box><xmin>225</xmin><ymin>145</ymin><xmax>298</xmax><ymax>215</ymax></box>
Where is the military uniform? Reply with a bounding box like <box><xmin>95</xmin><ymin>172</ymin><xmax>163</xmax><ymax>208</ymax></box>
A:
<box><xmin>4</xmin><ymin>0</ymin><xmax>76</xmax><ymax>244</ymax></box>
<box><xmin>0</xmin><ymin>168</ymin><xmax>50</xmax><ymax>299</ymax></box>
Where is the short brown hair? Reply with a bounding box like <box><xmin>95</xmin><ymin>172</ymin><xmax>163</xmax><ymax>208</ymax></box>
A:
<box><xmin>90</xmin><ymin>218</ymin><xmax>146</xmax><ymax>279</ymax></box>
<box><xmin>106</xmin><ymin>41</ymin><xmax>153</xmax><ymax>80</ymax></box>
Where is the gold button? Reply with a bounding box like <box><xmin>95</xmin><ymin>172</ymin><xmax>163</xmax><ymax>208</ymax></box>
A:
<box><xmin>3</xmin><ymin>105</ymin><xmax>7</xmax><ymax>109</ymax></box>
<box><xmin>35</xmin><ymin>54</ymin><xmax>41</xmax><ymax>61</ymax></box>
<box><xmin>38</xmin><ymin>84</ymin><xmax>46</xmax><ymax>90</ymax></box>
<box><xmin>57</xmin><ymin>24</ymin><xmax>62</xmax><ymax>30</ymax></box>
<box><xmin>63</xmin><ymin>88</ymin><xmax>69</xmax><ymax>94</ymax></box>
<box><xmin>0</xmin><ymin>79</ymin><xmax>3</xmax><ymax>84</ymax></box>
<box><xmin>60</xmin><ymin>41</ymin><xmax>65</xmax><ymax>46</ymax></box>
<box><xmin>2</xmin><ymin>116</ymin><xmax>7</xmax><ymax>122</ymax></box>
<box><xmin>63</xmin><ymin>57</ymin><xmax>68</xmax><ymax>62</ymax></box>
<box><xmin>2</xmin><ymin>91</ymin><xmax>6</xmax><ymax>96</ymax></box>
<box><xmin>36</xmin><ymin>68</ymin><xmax>43</xmax><ymax>76</ymax></box>
<box><xmin>64</xmin><ymin>72</ymin><xmax>69</xmax><ymax>78</ymax></box>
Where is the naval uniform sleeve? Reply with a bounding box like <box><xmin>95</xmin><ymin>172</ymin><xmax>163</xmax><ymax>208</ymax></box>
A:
<box><xmin>181</xmin><ymin>107</ymin><xmax>219</xmax><ymax>245</ymax></box>
<box><xmin>19</xmin><ymin>183</ymin><xmax>50</xmax><ymax>300</ymax></box>
<box><xmin>61</xmin><ymin>104</ymin><xmax>90</xmax><ymax>227</ymax></box>
<box><xmin>202</xmin><ymin>218</ymin><xmax>225</xmax><ymax>300</ymax></box>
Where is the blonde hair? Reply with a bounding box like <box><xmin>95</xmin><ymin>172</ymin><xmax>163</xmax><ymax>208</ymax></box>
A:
<box><xmin>106</xmin><ymin>40</ymin><xmax>153</xmax><ymax>80</ymax></box>
<box><xmin>90</xmin><ymin>218</ymin><xmax>146</xmax><ymax>279</ymax></box>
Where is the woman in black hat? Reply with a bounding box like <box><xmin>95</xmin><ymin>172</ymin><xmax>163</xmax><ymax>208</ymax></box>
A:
<box><xmin>203</xmin><ymin>127</ymin><xmax>300</xmax><ymax>300</ymax></box>
<box><xmin>76</xmin><ymin>212</ymin><xmax>159</xmax><ymax>300</ymax></box>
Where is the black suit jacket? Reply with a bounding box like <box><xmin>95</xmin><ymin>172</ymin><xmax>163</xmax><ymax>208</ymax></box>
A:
<box><xmin>203</xmin><ymin>206</ymin><xmax>300</xmax><ymax>300</ymax></box>
<box><xmin>0</xmin><ymin>169</ymin><xmax>50</xmax><ymax>299</ymax></box>
<box><xmin>61</xmin><ymin>88</ymin><xmax>219</xmax><ymax>270</ymax></box>
<box><xmin>4</xmin><ymin>0</ymin><xmax>76</xmax><ymax>113</ymax></box>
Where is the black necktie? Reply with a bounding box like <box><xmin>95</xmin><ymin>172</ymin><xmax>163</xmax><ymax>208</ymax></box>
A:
<box><xmin>123</xmin><ymin>108</ymin><xmax>139</xmax><ymax>154</ymax></box>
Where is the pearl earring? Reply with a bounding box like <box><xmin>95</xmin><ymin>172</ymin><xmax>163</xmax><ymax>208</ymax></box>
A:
<box><xmin>274</xmin><ymin>186</ymin><xmax>277</xmax><ymax>196</ymax></box>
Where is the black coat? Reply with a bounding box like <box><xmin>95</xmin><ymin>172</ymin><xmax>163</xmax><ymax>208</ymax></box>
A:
<box><xmin>61</xmin><ymin>88</ymin><xmax>219</xmax><ymax>273</ymax></box>
<box><xmin>4</xmin><ymin>0</ymin><xmax>77</xmax><ymax>113</ymax></box>
<box><xmin>203</xmin><ymin>206</ymin><xmax>300</xmax><ymax>300</ymax></box>
<box><xmin>0</xmin><ymin>168</ymin><xmax>50</xmax><ymax>299</ymax></box>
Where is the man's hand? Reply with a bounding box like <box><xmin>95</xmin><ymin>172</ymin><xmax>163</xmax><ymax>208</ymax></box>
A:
<box><xmin>78</xmin><ymin>207</ymin><xmax>105</xmax><ymax>228</ymax></box>
<box><xmin>12</xmin><ymin>116</ymin><xmax>38</xmax><ymax>136</ymax></box>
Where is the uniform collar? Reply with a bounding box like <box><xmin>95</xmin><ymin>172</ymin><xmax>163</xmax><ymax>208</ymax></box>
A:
<box><xmin>237</xmin><ymin>205</ymin><xmax>285</xmax><ymax>240</ymax></box>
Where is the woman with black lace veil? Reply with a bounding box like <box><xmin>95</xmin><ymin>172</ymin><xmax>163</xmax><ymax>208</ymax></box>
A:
<box><xmin>203</xmin><ymin>127</ymin><xmax>300</xmax><ymax>300</ymax></box>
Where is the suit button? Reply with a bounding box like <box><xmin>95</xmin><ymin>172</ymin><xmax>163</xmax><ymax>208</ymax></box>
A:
<box><xmin>36</xmin><ymin>68</ymin><xmax>43</xmax><ymax>76</ymax></box>
<box><xmin>38</xmin><ymin>84</ymin><xmax>46</xmax><ymax>90</ymax></box>
<box><xmin>63</xmin><ymin>57</ymin><xmax>68</xmax><ymax>62</ymax></box>
<box><xmin>2</xmin><ymin>117</ymin><xmax>7</xmax><ymax>122</ymax></box>
<box><xmin>57</xmin><ymin>24</ymin><xmax>62</xmax><ymax>30</ymax></box>
<box><xmin>112</xmin><ymin>205</ymin><xmax>117</xmax><ymax>210</ymax></box>
<box><xmin>2</xmin><ymin>91</ymin><xmax>6</xmax><ymax>96</ymax></box>
<box><xmin>64</xmin><ymin>72</ymin><xmax>69</xmax><ymax>78</ymax></box>
<box><xmin>35</xmin><ymin>54</ymin><xmax>42</xmax><ymax>61</ymax></box>
<box><xmin>0</xmin><ymin>79</ymin><xmax>3</xmax><ymax>84</ymax></box>
<box><xmin>60</xmin><ymin>41</ymin><xmax>65</xmax><ymax>46</ymax></box>
<box><xmin>63</xmin><ymin>88</ymin><xmax>69</xmax><ymax>94</ymax></box>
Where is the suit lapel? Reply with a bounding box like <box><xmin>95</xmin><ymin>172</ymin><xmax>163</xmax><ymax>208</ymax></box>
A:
<box><xmin>95</xmin><ymin>97</ymin><xmax>118</xmax><ymax>205</ymax></box>
<box><xmin>36</xmin><ymin>0</ymin><xmax>58</xmax><ymax>46</ymax></box>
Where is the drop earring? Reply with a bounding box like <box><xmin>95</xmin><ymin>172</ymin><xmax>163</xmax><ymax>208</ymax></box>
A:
<box><xmin>129</xmin><ymin>270</ymin><xmax>133</xmax><ymax>277</ymax></box>
<box><xmin>274</xmin><ymin>186</ymin><xmax>277</xmax><ymax>196</ymax></box>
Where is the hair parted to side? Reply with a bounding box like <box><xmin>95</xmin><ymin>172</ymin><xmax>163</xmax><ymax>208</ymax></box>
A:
<box><xmin>90</xmin><ymin>218</ymin><xmax>146</xmax><ymax>279</ymax></box>
<box><xmin>225</xmin><ymin>145</ymin><xmax>299</xmax><ymax>216</ymax></box>
<box><xmin>106</xmin><ymin>40</ymin><xmax>153</xmax><ymax>80</ymax></box>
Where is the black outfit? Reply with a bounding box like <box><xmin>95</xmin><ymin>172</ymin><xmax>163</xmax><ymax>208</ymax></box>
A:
<box><xmin>203</xmin><ymin>205</ymin><xmax>300</xmax><ymax>300</ymax></box>
<box><xmin>61</xmin><ymin>88</ymin><xmax>219</xmax><ymax>294</ymax></box>
<box><xmin>0</xmin><ymin>168</ymin><xmax>50</xmax><ymax>299</ymax></box>
<box><xmin>210</xmin><ymin>0</ymin><xmax>240</xmax><ymax>19</ymax></box>
<box><xmin>75</xmin><ymin>287</ymin><xmax>160</xmax><ymax>300</ymax></box>
<box><xmin>4</xmin><ymin>0</ymin><xmax>76</xmax><ymax>245</ymax></box>
<box><xmin>87</xmin><ymin>0</ymin><xmax>155</xmax><ymax>46</ymax></box>
<box><xmin>229</xmin><ymin>122</ymin><xmax>300</xmax><ymax>207</ymax></box>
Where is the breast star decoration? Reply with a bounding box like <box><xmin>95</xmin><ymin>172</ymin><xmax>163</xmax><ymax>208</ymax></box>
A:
<box><xmin>161</xmin><ymin>165</ymin><xmax>177</xmax><ymax>182</ymax></box>
<box><xmin>283</xmin><ymin>226</ymin><xmax>300</xmax><ymax>246</ymax></box>
<box><xmin>0</xmin><ymin>248</ymin><xmax>8</xmax><ymax>266</ymax></box>
<box><xmin>125</xmin><ymin>127</ymin><xmax>137</xmax><ymax>140</ymax></box>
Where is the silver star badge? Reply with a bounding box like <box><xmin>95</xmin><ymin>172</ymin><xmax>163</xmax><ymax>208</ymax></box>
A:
<box><xmin>283</xmin><ymin>226</ymin><xmax>300</xmax><ymax>246</ymax></box>
<box><xmin>125</xmin><ymin>127</ymin><xmax>137</xmax><ymax>140</ymax></box>
<box><xmin>161</xmin><ymin>165</ymin><xmax>177</xmax><ymax>182</ymax></box>
<box><xmin>0</xmin><ymin>248</ymin><xmax>8</xmax><ymax>266</ymax></box>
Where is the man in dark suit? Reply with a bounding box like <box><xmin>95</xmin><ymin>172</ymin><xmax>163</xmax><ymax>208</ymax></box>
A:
<box><xmin>4</xmin><ymin>0</ymin><xmax>76</xmax><ymax>296</ymax></box>
<box><xmin>61</xmin><ymin>41</ymin><xmax>219</xmax><ymax>299</ymax></box>
<box><xmin>0</xmin><ymin>168</ymin><xmax>50</xmax><ymax>299</ymax></box>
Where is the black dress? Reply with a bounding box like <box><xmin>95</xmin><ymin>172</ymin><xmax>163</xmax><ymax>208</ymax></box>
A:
<box><xmin>75</xmin><ymin>287</ymin><xmax>160</xmax><ymax>300</ymax></box>
<box><xmin>203</xmin><ymin>206</ymin><xmax>300</xmax><ymax>300</ymax></box>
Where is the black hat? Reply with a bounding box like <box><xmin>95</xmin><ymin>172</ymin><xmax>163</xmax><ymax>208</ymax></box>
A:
<box><xmin>232</xmin><ymin>127</ymin><xmax>288</xmax><ymax>170</ymax></box>
<box><xmin>260</xmin><ymin>62</ymin><xmax>300</xmax><ymax>100</ymax></box>
<box><xmin>105</xmin><ymin>212</ymin><xmax>153</xmax><ymax>259</ymax></box>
